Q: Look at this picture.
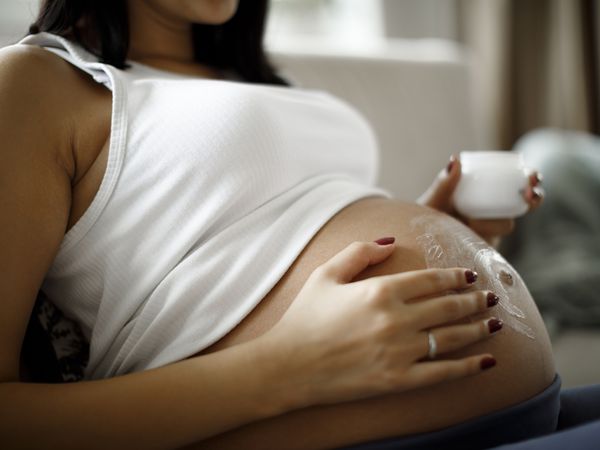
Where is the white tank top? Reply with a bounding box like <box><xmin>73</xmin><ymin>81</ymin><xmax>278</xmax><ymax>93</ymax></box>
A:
<box><xmin>17</xmin><ymin>32</ymin><xmax>393</xmax><ymax>379</ymax></box>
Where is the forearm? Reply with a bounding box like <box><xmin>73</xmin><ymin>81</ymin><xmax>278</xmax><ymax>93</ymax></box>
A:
<box><xmin>1</xmin><ymin>337</ymin><xmax>299</xmax><ymax>450</ymax></box>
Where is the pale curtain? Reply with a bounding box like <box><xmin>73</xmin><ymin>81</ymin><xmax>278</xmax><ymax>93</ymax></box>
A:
<box><xmin>458</xmin><ymin>0</ymin><xmax>599</xmax><ymax>149</ymax></box>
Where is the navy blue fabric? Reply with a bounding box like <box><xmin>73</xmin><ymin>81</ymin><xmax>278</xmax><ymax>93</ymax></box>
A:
<box><xmin>488</xmin><ymin>382</ymin><xmax>600</xmax><ymax>450</ymax></box>
<box><xmin>337</xmin><ymin>374</ymin><xmax>600</xmax><ymax>450</ymax></box>
<box><xmin>557</xmin><ymin>383</ymin><xmax>600</xmax><ymax>430</ymax></box>
<box><xmin>490</xmin><ymin>420</ymin><xmax>600</xmax><ymax>450</ymax></box>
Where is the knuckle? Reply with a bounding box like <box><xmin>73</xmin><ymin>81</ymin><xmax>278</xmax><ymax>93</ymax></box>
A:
<box><xmin>425</xmin><ymin>270</ymin><xmax>445</xmax><ymax>289</ymax></box>
<box><xmin>451</xmin><ymin>361</ymin><xmax>470</xmax><ymax>379</ymax></box>
<box><xmin>442</xmin><ymin>330</ymin><xmax>463</xmax><ymax>350</ymax></box>
<box><xmin>380</xmin><ymin>367</ymin><xmax>397</xmax><ymax>388</ymax></box>
<box><xmin>311</xmin><ymin>264</ymin><xmax>331</xmax><ymax>280</ymax></box>
<box><xmin>395</xmin><ymin>311</ymin><xmax>411</xmax><ymax>330</ymax></box>
<box><xmin>367</xmin><ymin>349</ymin><xmax>398</xmax><ymax>388</ymax></box>
<box><xmin>380</xmin><ymin>369</ymin><xmax>405</xmax><ymax>392</ymax></box>
<box><xmin>447</xmin><ymin>363</ymin><xmax>466</xmax><ymax>379</ymax></box>
<box><xmin>374</xmin><ymin>314</ymin><xmax>397</xmax><ymax>339</ymax></box>
<box><xmin>350</xmin><ymin>241</ymin><xmax>370</xmax><ymax>255</ymax></box>
<box><xmin>382</xmin><ymin>364</ymin><xmax>415</xmax><ymax>392</ymax></box>
<box><xmin>441</xmin><ymin>297</ymin><xmax>462</xmax><ymax>318</ymax></box>
<box><xmin>366</xmin><ymin>282</ymin><xmax>391</xmax><ymax>307</ymax></box>
<box><xmin>434</xmin><ymin>364</ymin><xmax>453</xmax><ymax>381</ymax></box>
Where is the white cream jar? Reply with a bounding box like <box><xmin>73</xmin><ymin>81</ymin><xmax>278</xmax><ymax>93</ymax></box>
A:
<box><xmin>453</xmin><ymin>151</ymin><xmax>531</xmax><ymax>219</ymax></box>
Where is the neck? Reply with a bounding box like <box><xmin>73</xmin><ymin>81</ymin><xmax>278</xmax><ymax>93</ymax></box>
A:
<box><xmin>127</xmin><ymin>0</ymin><xmax>196</xmax><ymax>70</ymax></box>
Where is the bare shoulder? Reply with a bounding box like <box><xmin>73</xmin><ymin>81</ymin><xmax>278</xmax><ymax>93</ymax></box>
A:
<box><xmin>0</xmin><ymin>44</ymin><xmax>81</xmax><ymax>382</ymax></box>
<box><xmin>0</xmin><ymin>42</ymin><xmax>90</xmax><ymax>81</ymax></box>
<box><xmin>0</xmin><ymin>43</ymin><xmax>79</xmax><ymax>96</ymax></box>
<box><xmin>0</xmin><ymin>43</ymin><xmax>99</xmax><ymax>176</ymax></box>
<box><xmin>0</xmin><ymin>42</ymin><xmax>56</xmax><ymax>68</ymax></box>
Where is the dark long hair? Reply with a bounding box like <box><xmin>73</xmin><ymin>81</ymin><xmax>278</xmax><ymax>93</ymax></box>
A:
<box><xmin>28</xmin><ymin>0</ymin><xmax>290</xmax><ymax>86</ymax></box>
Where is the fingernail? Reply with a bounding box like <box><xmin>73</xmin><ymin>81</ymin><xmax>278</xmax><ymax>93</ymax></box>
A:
<box><xmin>481</xmin><ymin>357</ymin><xmax>497</xmax><ymax>370</ymax></box>
<box><xmin>488</xmin><ymin>318</ymin><xmax>503</xmax><ymax>333</ymax></box>
<box><xmin>446</xmin><ymin>155</ymin><xmax>456</xmax><ymax>174</ymax></box>
<box><xmin>532</xmin><ymin>186</ymin><xmax>543</xmax><ymax>200</ymax></box>
<box><xmin>534</xmin><ymin>172</ymin><xmax>543</xmax><ymax>184</ymax></box>
<box><xmin>465</xmin><ymin>270</ymin><xmax>478</xmax><ymax>284</ymax></box>
<box><xmin>374</xmin><ymin>237</ymin><xmax>395</xmax><ymax>246</ymax></box>
<box><xmin>487</xmin><ymin>292</ymin><xmax>500</xmax><ymax>307</ymax></box>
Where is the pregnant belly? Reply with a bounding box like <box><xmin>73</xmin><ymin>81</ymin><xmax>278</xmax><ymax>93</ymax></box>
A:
<box><xmin>190</xmin><ymin>197</ymin><xmax>556</xmax><ymax>450</ymax></box>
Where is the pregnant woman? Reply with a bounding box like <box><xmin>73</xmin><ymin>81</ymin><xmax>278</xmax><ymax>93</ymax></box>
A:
<box><xmin>2</xmin><ymin>1</ymin><xmax>599</xmax><ymax>449</ymax></box>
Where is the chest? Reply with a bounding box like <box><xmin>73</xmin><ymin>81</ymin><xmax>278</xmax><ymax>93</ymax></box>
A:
<box><xmin>66</xmin><ymin>79</ymin><xmax>378</xmax><ymax>234</ymax></box>
<box><xmin>124</xmin><ymin>80</ymin><xmax>378</xmax><ymax>188</ymax></box>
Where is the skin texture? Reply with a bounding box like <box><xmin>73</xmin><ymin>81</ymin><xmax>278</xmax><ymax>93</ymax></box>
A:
<box><xmin>184</xmin><ymin>198</ymin><xmax>555</xmax><ymax>450</ymax></box>
<box><xmin>126</xmin><ymin>0</ymin><xmax>239</xmax><ymax>76</ymax></box>
<box><xmin>63</xmin><ymin>3</ymin><xmax>550</xmax><ymax>448</ymax></box>
<box><xmin>0</xmin><ymin>2</ymin><xmax>551</xmax><ymax>448</ymax></box>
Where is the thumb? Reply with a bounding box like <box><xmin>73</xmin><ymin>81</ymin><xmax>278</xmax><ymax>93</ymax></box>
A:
<box><xmin>419</xmin><ymin>155</ymin><xmax>462</xmax><ymax>212</ymax></box>
<box><xmin>319</xmin><ymin>238</ymin><xmax>396</xmax><ymax>284</ymax></box>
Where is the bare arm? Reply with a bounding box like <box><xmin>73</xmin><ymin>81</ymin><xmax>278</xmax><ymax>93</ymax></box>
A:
<box><xmin>1</xmin><ymin>44</ymin><xmax>498</xmax><ymax>450</ymax></box>
<box><xmin>0</xmin><ymin>45</ymin><xmax>295</xmax><ymax>449</ymax></box>
<box><xmin>2</xmin><ymin>339</ymin><xmax>293</xmax><ymax>449</ymax></box>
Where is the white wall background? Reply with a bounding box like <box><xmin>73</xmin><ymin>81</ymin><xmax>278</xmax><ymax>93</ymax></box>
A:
<box><xmin>0</xmin><ymin>0</ymin><xmax>461</xmax><ymax>48</ymax></box>
<box><xmin>266</xmin><ymin>0</ymin><xmax>385</xmax><ymax>49</ymax></box>
<box><xmin>0</xmin><ymin>0</ymin><xmax>38</xmax><ymax>46</ymax></box>
<box><xmin>266</xmin><ymin>0</ymin><xmax>460</xmax><ymax>48</ymax></box>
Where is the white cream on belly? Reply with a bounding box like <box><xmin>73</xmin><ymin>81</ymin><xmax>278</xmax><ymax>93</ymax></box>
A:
<box><xmin>410</xmin><ymin>215</ymin><xmax>535</xmax><ymax>339</ymax></box>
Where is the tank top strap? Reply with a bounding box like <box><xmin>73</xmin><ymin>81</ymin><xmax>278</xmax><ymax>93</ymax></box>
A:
<box><xmin>17</xmin><ymin>32</ymin><xmax>115</xmax><ymax>91</ymax></box>
<box><xmin>16</xmin><ymin>31</ymin><xmax>128</xmax><ymax>256</ymax></box>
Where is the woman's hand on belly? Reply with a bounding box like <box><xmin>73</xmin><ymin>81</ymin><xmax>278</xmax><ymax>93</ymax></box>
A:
<box><xmin>254</xmin><ymin>239</ymin><xmax>502</xmax><ymax>411</ymax></box>
<box><xmin>186</xmin><ymin>199</ymin><xmax>555</xmax><ymax>450</ymax></box>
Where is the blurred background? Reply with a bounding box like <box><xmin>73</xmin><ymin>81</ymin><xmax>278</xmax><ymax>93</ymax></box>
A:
<box><xmin>2</xmin><ymin>0</ymin><xmax>598</xmax><ymax>150</ymax></box>
<box><xmin>2</xmin><ymin>0</ymin><xmax>599</xmax><ymax>387</ymax></box>
<box><xmin>266</xmin><ymin>0</ymin><xmax>600</xmax><ymax>151</ymax></box>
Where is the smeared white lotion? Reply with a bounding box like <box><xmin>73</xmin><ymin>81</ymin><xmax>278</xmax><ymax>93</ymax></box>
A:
<box><xmin>411</xmin><ymin>215</ymin><xmax>535</xmax><ymax>339</ymax></box>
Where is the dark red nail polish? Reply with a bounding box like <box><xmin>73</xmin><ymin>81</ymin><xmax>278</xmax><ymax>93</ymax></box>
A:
<box><xmin>481</xmin><ymin>357</ymin><xmax>497</xmax><ymax>370</ymax></box>
<box><xmin>465</xmin><ymin>270</ymin><xmax>478</xmax><ymax>284</ymax></box>
<box><xmin>374</xmin><ymin>237</ymin><xmax>395</xmax><ymax>245</ymax></box>
<box><xmin>446</xmin><ymin>156</ymin><xmax>456</xmax><ymax>174</ymax></box>
<box><xmin>487</xmin><ymin>292</ymin><xmax>500</xmax><ymax>307</ymax></box>
<box><xmin>488</xmin><ymin>318</ymin><xmax>503</xmax><ymax>333</ymax></box>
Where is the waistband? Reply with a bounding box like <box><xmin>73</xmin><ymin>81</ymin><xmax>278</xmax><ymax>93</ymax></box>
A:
<box><xmin>339</xmin><ymin>373</ymin><xmax>562</xmax><ymax>450</ymax></box>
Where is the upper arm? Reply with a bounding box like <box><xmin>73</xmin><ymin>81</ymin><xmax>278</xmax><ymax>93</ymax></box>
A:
<box><xmin>0</xmin><ymin>44</ymin><xmax>74</xmax><ymax>382</ymax></box>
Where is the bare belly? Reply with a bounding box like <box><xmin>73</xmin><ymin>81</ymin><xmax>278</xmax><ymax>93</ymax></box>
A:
<box><xmin>186</xmin><ymin>197</ymin><xmax>555</xmax><ymax>450</ymax></box>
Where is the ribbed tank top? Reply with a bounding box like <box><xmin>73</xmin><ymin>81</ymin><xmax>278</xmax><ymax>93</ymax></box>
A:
<box><xmin>17</xmin><ymin>32</ymin><xmax>393</xmax><ymax>379</ymax></box>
